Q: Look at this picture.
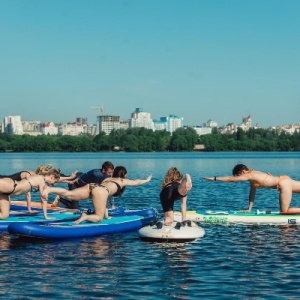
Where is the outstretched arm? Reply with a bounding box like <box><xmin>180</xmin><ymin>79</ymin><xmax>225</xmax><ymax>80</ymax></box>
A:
<box><xmin>124</xmin><ymin>175</ymin><xmax>152</xmax><ymax>186</ymax></box>
<box><xmin>57</xmin><ymin>170</ymin><xmax>78</xmax><ymax>183</ymax></box>
<box><xmin>202</xmin><ymin>175</ymin><xmax>248</xmax><ymax>182</ymax></box>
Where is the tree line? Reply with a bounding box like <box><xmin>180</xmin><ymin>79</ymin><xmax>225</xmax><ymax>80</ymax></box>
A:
<box><xmin>0</xmin><ymin>127</ymin><xmax>299</xmax><ymax>152</ymax></box>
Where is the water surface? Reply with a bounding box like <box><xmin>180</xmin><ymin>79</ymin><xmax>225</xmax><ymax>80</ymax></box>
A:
<box><xmin>1</xmin><ymin>152</ymin><xmax>300</xmax><ymax>299</ymax></box>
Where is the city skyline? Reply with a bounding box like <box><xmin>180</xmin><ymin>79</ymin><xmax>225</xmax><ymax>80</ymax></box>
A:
<box><xmin>3</xmin><ymin>108</ymin><xmax>298</xmax><ymax>130</ymax></box>
<box><xmin>1</xmin><ymin>1</ymin><xmax>299</xmax><ymax>128</ymax></box>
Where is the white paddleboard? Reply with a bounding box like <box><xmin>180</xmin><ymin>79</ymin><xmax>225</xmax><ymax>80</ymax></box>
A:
<box><xmin>174</xmin><ymin>209</ymin><xmax>300</xmax><ymax>225</ymax></box>
<box><xmin>138</xmin><ymin>220</ymin><xmax>205</xmax><ymax>242</ymax></box>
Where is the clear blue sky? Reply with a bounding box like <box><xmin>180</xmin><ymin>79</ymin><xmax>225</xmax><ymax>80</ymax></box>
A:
<box><xmin>1</xmin><ymin>0</ymin><xmax>299</xmax><ymax>128</ymax></box>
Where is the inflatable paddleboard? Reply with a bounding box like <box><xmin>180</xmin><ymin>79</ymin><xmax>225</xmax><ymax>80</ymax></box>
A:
<box><xmin>10</xmin><ymin>202</ymin><xmax>158</xmax><ymax>218</ymax></box>
<box><xmin>109</xmin><ymin>207</ymin><xmax>158</xmax><ymax>218</ymax></box>
<box><xmin>0</xmin><ymin>211</ymin><xmax>80</xmax><ymax>232</ymax></box>
<box><xmin>2</xmin><ymin>207</ymin><xmax>158</xmax><ymax>232</ymax></box>
<box><xmin>10</xmin><ymin>201</ymin><xmax>73</xmax><ymax>212</ymax></box>
<box><xmin>174</xmin><ymin>209</ymin><xmax>300</xmax><ymax>225</ymax></box>
<box><xmin>138</xmin><ymin>220</ymin><xmax>205</xmax><ymax>242</ymax></box>
<box><xmin>8</xmin><ymin>215</ymin><xmax>157</xmax><ymax>239</ymax></box>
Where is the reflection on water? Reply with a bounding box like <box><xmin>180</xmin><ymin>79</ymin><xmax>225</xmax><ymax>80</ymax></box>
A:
<box><xmin>0</xmin><ymin>233</ymin><xmax>12</xmax><ymax>251</ymax></box>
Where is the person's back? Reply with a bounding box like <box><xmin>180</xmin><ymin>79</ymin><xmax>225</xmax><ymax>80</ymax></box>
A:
<box><xmin>77</xmin><ymin>169</ymin><xmax>108</xmax><ymax>187</ymax></box>
<box><xmin>52</xmin><ymin>161</ymin><xmax>114</xmax><ymax>209</ymax></box>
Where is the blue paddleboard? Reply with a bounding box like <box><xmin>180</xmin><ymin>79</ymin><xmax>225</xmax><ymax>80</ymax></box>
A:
<box><xmin>8</xmin><ymin>214</ymin><xmax>157</xmax><ymax>239</ymax></box>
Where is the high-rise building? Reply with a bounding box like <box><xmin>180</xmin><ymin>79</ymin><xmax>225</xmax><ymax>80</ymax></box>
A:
<box><xmin>98</xmin><ymin>115</ymin><xmax>121</xmax><ymax>135</ymax></box>
<box><xmin>129</xmin><ymin>108</ymin><xmax>154</xmax><ymax>130</ymax></box>
<box><xmin>240</xmin><ymin>115</ymin><xmax>252</xmax><ymax>131</ymax></box>
<box><xmin>76</xmin><ymin>117</ymin><xmax>88</xmax><ymax>125</ymax></box>
<box><xmin>165</xmin><ymin>115</ymin><xmax>183</xmax><ymax>133</ymax></box>
<box><xmin>4</xmin><ymin>116</ymin><xmax>23</xmax><ymax>135</ymax></box>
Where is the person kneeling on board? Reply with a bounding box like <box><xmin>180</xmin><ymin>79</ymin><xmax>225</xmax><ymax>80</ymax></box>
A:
<box><xmin>202</xmin><ymin>164</ymin><xmax>300</xmax><ymax>214</ymax></box>
<box><xmin>159</xmin><ymin>167</ymin><xmax>192</xmax><ymax>227</ymax></box>
<box><xmin>42</xmin><ymin>166</ymin><xmax>152</xmax><ymax>224</ymax></box>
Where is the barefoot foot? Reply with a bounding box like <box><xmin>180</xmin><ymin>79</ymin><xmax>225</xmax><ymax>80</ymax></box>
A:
<box><xmin>185</xmin><ymin>174</ymin><xmax>192</xmax><ymax>191</ymax></box>
<box><xmin>74</xmin><ymin>212</ymin><xmax>88</xmax><ymax>224</ymax></box>
<box><xmin>51</xmin><ymin>196</ymin><xmax>60</xmax><ymax>207</ymax></box>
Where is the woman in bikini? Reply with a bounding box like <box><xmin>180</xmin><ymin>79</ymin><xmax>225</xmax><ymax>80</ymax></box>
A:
<box><xmin>0</xmin><ymin>168</ymin><xmax>61</xmax><ymax>220</ymax></box>
<box><xmin>0</xmin><ymin>164</ymin><xmax>77</xmax><ymax>213</ymax></box>
<box><xmin>41</xmin><ymin>166</ymin><xmax>152</xmax><ymax>224</ymax></box>
<box><xmin>160</xmin><ymin>167</ymin><xmax>192</xmax><ymax>226</ymax></box>
<box><xmin>203</xmin><ymin>164</ymin><xmax>300</xmax><ymax>213</ymax></box>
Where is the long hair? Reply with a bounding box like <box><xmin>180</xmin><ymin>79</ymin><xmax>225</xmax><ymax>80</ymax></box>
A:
<box><xmin>112</xmin><ymin>166</ymin><xmax>127</xmax><ymax>196</ymax></box>
<box><xmin>161</xmin><ymin>167</ymin><xmax>183</xmax><ymax>190</ymax></box>
<box><xmin>35</xmin><ymin>164</ymin><xmax>53</xmax><ymax>175</ymax></box>
<box><xmin>47</xmin><ymin>168</ymin><xmax>61</xmax><ymax>180</ymax></box>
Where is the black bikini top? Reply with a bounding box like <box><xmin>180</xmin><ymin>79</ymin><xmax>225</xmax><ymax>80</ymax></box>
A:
<box><xmin>110</xmin><ymin>181</ymin><xmax>124</xmax><ymax>196</ymax></box>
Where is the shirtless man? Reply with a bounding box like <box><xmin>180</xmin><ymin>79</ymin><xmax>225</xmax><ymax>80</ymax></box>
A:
<box><xmin>203</xmin><ymin>164</ymin><xmax>300</xmax><ymax>213</ymax></box>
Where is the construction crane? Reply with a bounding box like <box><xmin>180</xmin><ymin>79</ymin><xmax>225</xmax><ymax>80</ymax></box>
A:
<box><xmin>90</xmin><ymin>103</ymin><xmax>104</xmax><ymax>116</ymax></box>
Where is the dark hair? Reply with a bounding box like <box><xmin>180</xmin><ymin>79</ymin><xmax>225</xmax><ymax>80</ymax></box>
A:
<box><xmin>113</xmin><ymin>166</ymin><xmax>127</xmax><ymax>178</ymax></box>
<box><xmin>112</xmin><ymin>166</ymin><xmax>127</xmax><ymax>196</ymax></box>
<box><xmin>102</xmin><ymin>161</ymin><xmax>114</xmax><ymax>171</ymax></box>
<box><xmin>232</xmin><ymin>164</ymin><xmax>249</xmax><ymax>176</ymax></box>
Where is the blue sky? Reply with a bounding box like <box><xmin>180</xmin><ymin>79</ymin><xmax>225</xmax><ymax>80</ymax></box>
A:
<box><xmin>0</xmin><ymin>0</ymin><xmax>299</xmax><ymax>128</ymax></box>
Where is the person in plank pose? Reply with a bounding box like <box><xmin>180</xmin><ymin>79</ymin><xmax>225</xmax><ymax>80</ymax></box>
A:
<box><xmin>42</xmin><ymin>166</ymin><xmax>152</xmax><ymax>224</ymax></box>
<box><xmin>202</xmin><ymin>164</ymin><xmax>300</xmax><ymax>213</ymax></box>
<box><xmin>0</xmin><ymin>168</ymin><xmax>61</xmax><ymax>220</ymax></box>
<box><xmin>51</xmin><ymin>161</ymin><xmax>114</xmax><ymax>210</ymax></box>
<box><xmin>160</xmin><ymin>167</ymin><xmax>192</xmax><ymax>226</ymax></box>
<box><xmin>0</xmin><ymin>165</ymin><xmax>76</xmax><ymax>213</ymax></box>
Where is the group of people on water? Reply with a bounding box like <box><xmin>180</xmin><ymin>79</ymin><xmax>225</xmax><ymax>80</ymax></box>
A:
<box><xmin>1</xmin><ymin>160</ymin><xmax>300</xmax><ymax>225</ymax></box>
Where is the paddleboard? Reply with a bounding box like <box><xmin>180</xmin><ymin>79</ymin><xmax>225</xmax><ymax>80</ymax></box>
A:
<box><xmin>0</xmin><ymin>211</ymin><xmax>80</xmax><ymax>232</ymax></box>
<box><xmin>10</xmin><ymin>202</ymin><xmax>158</xmax><ymax>218</ymax></box>
<box><xmin>174</xmin><ymin>209</ymin><xmax>300</xmax><ymax>225</ymax></box>
<box><xmin>10</xmin><ymin>201</ymin><xmax>73</xmax><ymax>212</ymax></box>
<box><xmin>110</xmin><ymin>207</ymin><xmax>158</xmax><ymax>218</ymax></box>
<box><xmin>138</xmin><ymin>220</ymin><xmax>205</xmax><ymax>242</ymax></box>
<box><xmin>2</xmin><ymin>207</ymin><xmax>158</xmax><ymax>232</ymax></box>
<box><xmin>8</xmin><ymin>215</ymin><xmax>157</xmax><ymax>239</ymax></box>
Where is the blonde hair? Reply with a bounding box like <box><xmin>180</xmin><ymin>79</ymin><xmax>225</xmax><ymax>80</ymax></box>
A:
<box><xmin>161</xmin><ymin>167</ymin><xmax>183</xmax><ymax>190</ymax></box>
<box><xmin>46</xmin><ymin>168</ymin><xmax>61</xmax><ymax>180</ymax></box>
<box><xmin>35</xmin><ymin>165</ymin><xmax>61</xmax><ymax>179</ymax></box>
<box><xmin>43</xmin><ymin>169</ymin><xmax>60</xmax><ymax>180</ymax></box>
<box><xmin>35</xmin><ymin>164</ymin><xmax>53</xmax><ymax>175</ymax></box>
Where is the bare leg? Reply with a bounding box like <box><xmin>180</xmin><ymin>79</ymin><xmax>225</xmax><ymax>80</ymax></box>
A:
<box><xmin>104</xmin><ymin>208</ymin><xmax>112</xmax><ymax>219</ymax></box>
<box><xmin>0</xmin><ymin>195</ymin><xmax>10</xmax><ymax>220</ymax></box>
<box><xmin>279</xmin><ymin>179</ymin><xmax>300</xmax><ymax>213</ymax></box>
<box><xmin>291</xmin><ymin>180</ymin><xmax>300</xmax><ymax>193</ymax></box>
<box><xmin>164</xmin><ymin>211</ymin><xmax>174</xmax><ymax>226</ymax></box>
<box><xmin>178</xmin><ymin>174</ymin><xmax>192</xmax><ymax>196</ymax></box>
<box><xmin>0</xmin><ymin>178</ymin><xmax>18</xmax><ymax>194</ymax></box>
<box><xmin>51</xmin><ymin>195</ymin><xmax>60</xmax><ymax>207</ymax></box>
<box><xmin>43</xmin><ymin>185</ymin><xmax>90</xmax><ymax>201</ymax></box>
<box><xmin>74</xmin><ymin>188</ymin><xmax>108</xmax><ymax>224</ymax></box>
<box><xmin>73</xmin><ymin>212</ymin><xmax>88</xmax><ymax>224</ymax></box>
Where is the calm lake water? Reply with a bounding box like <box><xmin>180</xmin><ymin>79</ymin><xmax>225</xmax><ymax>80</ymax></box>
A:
<box><xmin>1</xmin><ymin>152</ymin><xmax>300</xmax><ymax>299</ymax></box>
